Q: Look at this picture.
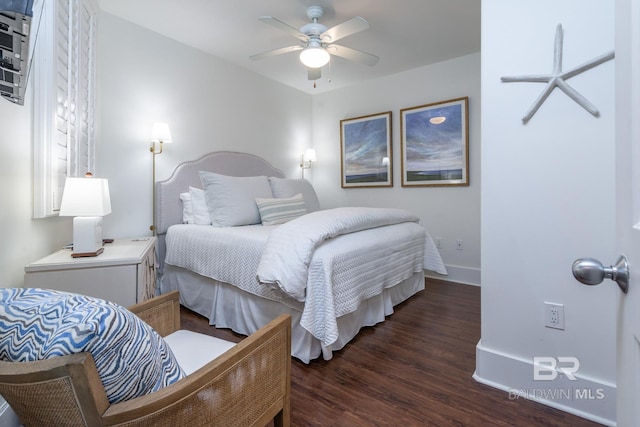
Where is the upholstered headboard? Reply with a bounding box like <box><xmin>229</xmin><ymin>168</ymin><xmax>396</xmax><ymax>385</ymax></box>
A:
<box><xmin>155</xmin><ymin>151</ymin><xmax>285</xmax><ymax>274</ymax></box>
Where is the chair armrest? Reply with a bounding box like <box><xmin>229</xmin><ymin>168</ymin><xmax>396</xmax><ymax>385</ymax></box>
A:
<box><xmin>0</xmin><ymin>353</ymin><xmax>110</xmax><ymax>427</ymax></box>
<box><xmin>102</xmin><ymin>314</ymin><xmax>292</xmax><ymax>427</ymax></box>
<box><xmin>127</xmin><ymin>291</ymin><xmax>181</xmax><ymax>337</ymax></box>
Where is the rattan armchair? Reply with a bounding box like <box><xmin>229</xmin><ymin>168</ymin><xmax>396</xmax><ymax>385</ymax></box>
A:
<box><xmin>0</xmin><ymin>291</ymin><xmax>291</xmax><ymax>427</ymax></box>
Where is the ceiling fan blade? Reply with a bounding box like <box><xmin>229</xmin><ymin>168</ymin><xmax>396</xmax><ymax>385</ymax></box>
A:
<box><xmin>259</xmin><ymin>16</ymin><xmax>309</xmax><ymax>43</ymax></box>
<box><xmin>250</xmin><ymin>45</ymin><xmax>303</xmax><ymax>61</ymax></box>
<box><xmin>308</xmin><ymin>68</ymin><xmax>321</xmax><ymax>81</ymax></box>
<box><xmin>328</xmin><ymin>44</ymin><xmax>379</xmax><ymax>66</ymax></box>
<box><xmin>321</xmin><ymin>16</ymin><xmax>369</xmax><ymax>43</ymax></box>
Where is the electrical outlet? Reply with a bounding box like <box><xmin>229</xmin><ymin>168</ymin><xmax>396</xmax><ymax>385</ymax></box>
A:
<box><xmin>456</xmin><ymin>240</ymin><xmax>463</xmax><ymax>251</ymax></box>
<box><xmin>544</xmin><ymin>302</ymin><xmax>565</xmax><ymax>330</ymax></box>
<box><xmin>435</xmin><ymin>238</ymin><xmax>443</xmax><ymax>249</ymax></box>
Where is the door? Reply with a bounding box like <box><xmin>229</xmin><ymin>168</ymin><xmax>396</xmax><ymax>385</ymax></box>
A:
<box><xmin>615</xmin><ymin>0</ymin><xmax>640</xmax><ymax>424</ymax></box>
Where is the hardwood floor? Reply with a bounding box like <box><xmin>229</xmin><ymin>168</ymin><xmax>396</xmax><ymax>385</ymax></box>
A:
<box><xmin>180</xmin><ymin>278</ymin><xmax>603</xmax><ymax>426</ymax></box>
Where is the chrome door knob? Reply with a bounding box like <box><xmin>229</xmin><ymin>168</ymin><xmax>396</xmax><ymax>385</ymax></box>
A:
<box><xmin>572</xmin><ymin>255</ymin><xmax>629</xmax><ymax>293</ymax></box>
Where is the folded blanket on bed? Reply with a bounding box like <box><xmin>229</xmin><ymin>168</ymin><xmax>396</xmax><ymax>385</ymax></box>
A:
<box><xmin>256</xmin><ymin>207</ymin><xmax>425</xmax><ymax>301</ymax></box>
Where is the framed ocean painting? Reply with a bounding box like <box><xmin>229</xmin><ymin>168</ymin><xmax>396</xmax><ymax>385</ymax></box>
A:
<box><xmin>400</xmin><ymin>97</ymin><xmax>469</xmax><ymax>187</ymax></box>
<box><xmin>340</xmin><ymin>111</ymin><xmax>392</xmax><ymax>188</ymax></box>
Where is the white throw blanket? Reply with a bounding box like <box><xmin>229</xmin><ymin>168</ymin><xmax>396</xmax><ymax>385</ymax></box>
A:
<box><xmin>256</xmin><ymin>207</ymin><xmax>424</xmax><ymax>301</ymax></box>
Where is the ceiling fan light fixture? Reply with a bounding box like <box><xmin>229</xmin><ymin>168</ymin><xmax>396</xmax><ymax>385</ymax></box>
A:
<box><xmin>299</xmin><ymin>46</ymin><xmax>330</xmax><ymax>68</ymax></box>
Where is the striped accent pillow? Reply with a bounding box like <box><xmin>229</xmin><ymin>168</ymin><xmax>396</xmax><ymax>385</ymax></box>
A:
<box><xmin>0</xmin><ymin>288</ymin><xmax>185</xmax><ymax>404</ymax></box>
<box><xmin>256</xmin><ymin>193</ymin><xmax>307</xmax><ymax>225</ymax></box>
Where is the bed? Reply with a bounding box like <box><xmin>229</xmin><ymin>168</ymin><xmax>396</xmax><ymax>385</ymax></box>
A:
<box><xmin>156</xmin><ymin>151</ymin><xmax>447</xmax><ymax>363</ymax></box>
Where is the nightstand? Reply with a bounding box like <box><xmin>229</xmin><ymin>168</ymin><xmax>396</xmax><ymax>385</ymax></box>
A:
<box><xmin>24</xmin><ymin>237</ymin><xmax>157</xmax><ymax>307</ymax></box>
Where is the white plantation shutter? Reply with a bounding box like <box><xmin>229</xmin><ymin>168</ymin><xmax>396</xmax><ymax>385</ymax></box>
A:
<box><xmin>77</xmin><ymin>2</ymin><xmax>95</xmax><ymax>175</ymax></box>
<box><xmin>55</xmin><ymin>0</ymin><xmax>70</xmax><ymax>206</ymax></box>
<box><xmin>33</xmin><ymin>0</ymin><xmax>97</xmax><ymax>218</ymax></box>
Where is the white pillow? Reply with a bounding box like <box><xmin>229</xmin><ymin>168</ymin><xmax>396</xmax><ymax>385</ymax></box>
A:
<box><xmin>255</xmin><ymin>193</ymin><xmax>307</xmax><ymax>226</ymax></box>
<box><xmin>199</xmin><ymin>171</ymin><xmax>273</xmax><ymax>227</ymax></box>
<box><xmin>269</xmin><ymin>177</ymin><xmax>321</xmax><ymax>212</ymax></box>
<box><xmin>179</xmin><ymin>187</ymin><xmax>210</xmax><ymax>225</ymax></box>
<box><xmin>189</xmin><ymin>186</ymin><xmax>211</xmax><ymax>225</ymax></box>
<box><xmin>179</xmin><ymin>192</ymin><xmax>193</xmax><ymax>224</ymax></box>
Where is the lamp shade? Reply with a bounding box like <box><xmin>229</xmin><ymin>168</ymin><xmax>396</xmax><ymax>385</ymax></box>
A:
<box><xmin>303</xmin><ymin>148</ymin><xmax>317</xmax><ymax>162</ymax></box>
<box><xmin>299</xmin><ymin>42</ymin><xmax>330</xmax><ymax>68</ymax></box>
<box><xmin>150</xmin><ymin>122</ymin><xmax>172</xmax><ymax>143</ymax></box>
<box><xmin>59</xmin><ymin>177</ymin><xmax>112</xmax><ymax>217</ymax></box>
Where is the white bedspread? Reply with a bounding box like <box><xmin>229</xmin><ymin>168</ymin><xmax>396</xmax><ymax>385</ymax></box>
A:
<box><xmin>164</xmin><ymin>208</ymin><xmax>447</xmax><ymax>347</ymax></box>
<box><xmin>164</xmin><ymin>224</ymin><xmax>302</xmax><ymax>310</ymax></box>
<box><xmin>257</xmin><ymin>207</ymin><xmax>441</xmax><ymax>301</ymax></box>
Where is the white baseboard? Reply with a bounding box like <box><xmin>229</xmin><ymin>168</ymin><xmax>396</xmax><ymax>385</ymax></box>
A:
<box><xmin>474</xmin><ymin>340</ymin><xmax>616</xmax><ymax>426</ymax></box>
<box><xmin>425</xmin><ymin>264</ymin><xmax>480</xmax><ymax>286</ymax></box>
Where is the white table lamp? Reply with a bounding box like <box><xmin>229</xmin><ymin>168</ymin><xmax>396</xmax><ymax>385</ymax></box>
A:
<box><xmin>59</xmin><ymin>174</ymin><xmax>112</xmax><ymax>257</ymax></box>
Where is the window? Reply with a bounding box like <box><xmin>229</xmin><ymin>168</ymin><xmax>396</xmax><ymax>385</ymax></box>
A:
<box><xmin>33</xmin><ymin>0</ymin><xmax>97</xmax><ymax>218</ymax></box>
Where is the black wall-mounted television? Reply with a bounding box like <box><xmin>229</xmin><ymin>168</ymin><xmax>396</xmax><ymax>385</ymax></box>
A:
<box><xmin>0</xmin><ymin>0</ymin><xmax>35</xmax><ymax>105</ymax></box>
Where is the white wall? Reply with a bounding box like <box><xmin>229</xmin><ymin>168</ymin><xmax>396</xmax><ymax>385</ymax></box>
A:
<box><xmin>0</xmin><ymin>81</ymin><xmax>71</xmax><ymax>289</ymax></box>
<box><xmin>97</xmin><ymin>12</ymin><xmax>312</xmax><ymax>239</ymax></box>
<box><xmin>311</xmin><ymin>53</ymin><xmax>481</xmax><ymax>285</ymax></box>
<box><xmin>476</xmin><ymin>1</ymin><xmax>616</xmax><ymax>425</ymax></box>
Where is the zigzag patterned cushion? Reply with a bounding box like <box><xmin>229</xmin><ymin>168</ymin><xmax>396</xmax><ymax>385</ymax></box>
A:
<box><xmin>0</xmin><ymin>288</ymin><xmax>185</xmax><ymax>404</ymax></box>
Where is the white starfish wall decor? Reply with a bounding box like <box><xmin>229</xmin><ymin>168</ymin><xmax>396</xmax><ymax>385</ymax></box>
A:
<box><xmin>501</xmin><ymin>24</ymin><xmax>614</xmax><ymax>124</ymax></box>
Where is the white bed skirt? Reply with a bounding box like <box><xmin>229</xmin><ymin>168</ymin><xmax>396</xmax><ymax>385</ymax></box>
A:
<box><xmin>160</xmin><ymin>265</ymin><xmax>425</xmax><ymax>363</ymax></box>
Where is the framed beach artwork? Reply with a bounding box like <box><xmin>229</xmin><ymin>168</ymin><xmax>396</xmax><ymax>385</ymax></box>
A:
<box><xmin>400</xmin><ymin>97</ymin><xmax>469</xmax><ymax>187</ymax></box>
<box><xmin>340</xmin><ymin>111</ymin><xmax>392</xmax><ymax>188</ymax></box>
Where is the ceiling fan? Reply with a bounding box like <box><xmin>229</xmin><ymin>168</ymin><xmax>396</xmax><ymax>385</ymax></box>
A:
<box><xmin>250</xmin><ymin>5</ymin><xmax>379</xmax><ymax>82</ymax></box>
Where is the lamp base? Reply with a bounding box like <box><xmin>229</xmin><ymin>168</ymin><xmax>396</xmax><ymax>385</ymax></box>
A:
<box><xmin>71</xmin><ymin>216</ymin><xmax>104</xmax><ymax>257</ymax></box>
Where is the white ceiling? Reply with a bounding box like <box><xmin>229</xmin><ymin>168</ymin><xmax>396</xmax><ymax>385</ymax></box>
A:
<box><xmin>98</xmin><ymin>0</ymin><xmax>481</xmax><ymax>95</ymax></box>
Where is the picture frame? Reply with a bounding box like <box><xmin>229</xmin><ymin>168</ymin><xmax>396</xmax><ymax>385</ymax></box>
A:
<box><xmin>400</xmin><ymin>97</ymin><xmax>469</xmax><ymax>187</ymax></box>
<box><xmin>340</xmin><ymin>111</ymin><xmax>393</xmax><ymax>188</ymax></box>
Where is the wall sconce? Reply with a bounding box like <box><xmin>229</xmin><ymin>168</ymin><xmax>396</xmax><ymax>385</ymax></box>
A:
<box><xmin>59</xmin><ymin>173</ymin><xmax>112</xmax><ymax>257</ymax></box>
<box><xmin>150</xmin><ymin>122</ymin><xmax>172</xmax><ymax>234</ymax></box>
<box><xmin>300</xmin><ymin>148</ymin><xmax>316</xmax><ymax>179</ymax></box>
